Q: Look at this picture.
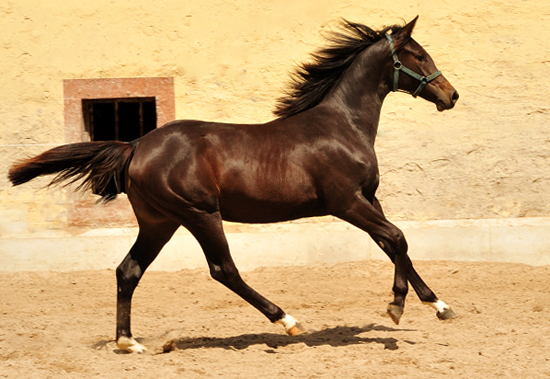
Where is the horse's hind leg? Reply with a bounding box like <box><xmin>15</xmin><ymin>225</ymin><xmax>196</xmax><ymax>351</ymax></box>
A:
<box><xmin>184</xmin><ymin>211</ymin><xmax>305</xmax><ymax>336</ymax></box>
<box><xmin>115</xmin><ymin>195</ymin><xmax>179</xmax><ymax>353</ymax></box>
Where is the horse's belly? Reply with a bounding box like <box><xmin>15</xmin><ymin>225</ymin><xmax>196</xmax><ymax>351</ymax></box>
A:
<box><xmin>219</xmin><ymin>192</ymin><xmax>325</xmax><ymax>224</ymax></box>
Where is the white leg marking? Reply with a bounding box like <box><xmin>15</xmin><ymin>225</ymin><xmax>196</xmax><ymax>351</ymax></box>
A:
<box><xmin>274</xmin><ymin>314</ymin><xmax>298</xmax><ymax>333</ymax></box>
<box><xmin>424</xmin><ymin>299</ymin><xmax>450</xmax><ymax>313</ymax></box>
<box><xmin>117</xmin><ymin>336</ymin><xmax>147</xmax><ymax>353</ymax></box>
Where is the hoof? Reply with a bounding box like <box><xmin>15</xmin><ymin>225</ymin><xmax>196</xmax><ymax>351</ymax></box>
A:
<box><xmin>437</xmin><ymin>308</ymin><xmax>458</xmax><ymax>320</ymax></box>
<box><xmin>286</xmin><ymin>322</ymin><xmax>307</xmax><ymax>336</ymax></box>
<box><xmin>275</xmin><ymin>314</ymin><xmax>307</xmax><ymax>336</ymax></box>
<box><xmin>387</xmin><ymin>304</ymin><xmax>404</xmax><ymax>325</ymax></box>
<box><xmin>117</xmin><ymin>336</ymin><xmax>147</xmax><ymax>354</ymax></box>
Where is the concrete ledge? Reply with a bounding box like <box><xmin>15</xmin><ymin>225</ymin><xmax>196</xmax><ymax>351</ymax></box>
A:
<box><xmin>1</xmin><ymin>217</ymin><xmax>550</xmax><ymax>272</ymax></box>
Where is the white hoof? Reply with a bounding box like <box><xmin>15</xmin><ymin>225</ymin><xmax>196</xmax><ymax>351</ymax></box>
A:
<box><xmin>117</xmin><ymin>336</ymin><xmax>147</xmax><ymax>353</ymax></box>
<box><xmin>274</xmin><ymin>314</ymin><xmax>306</xmax><ymax>336</ymax></box>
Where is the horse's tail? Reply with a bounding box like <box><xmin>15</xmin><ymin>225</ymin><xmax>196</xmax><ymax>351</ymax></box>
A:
<box><xmin>8</xmin><ymin>141</ymin><xmax>136</xmax><ymax>202</ymax></box>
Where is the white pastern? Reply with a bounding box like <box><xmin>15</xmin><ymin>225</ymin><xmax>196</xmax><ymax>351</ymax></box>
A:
<box><xmin>117</xmin><ymin>336</ymin><xmax>147</xmax><ymax>354</ymax></box>
<box><xmin>274</xmin><ymin>314</ymin><xmax>298</xmax><ymax>333</ymax></box>
<box><xmin>424</xmin><ymin>299</ymin><xmax>450</xmax><ymax>313</ymax></box>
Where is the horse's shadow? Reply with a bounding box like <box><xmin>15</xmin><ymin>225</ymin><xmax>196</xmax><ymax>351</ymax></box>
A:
<box><xmin>161</xmin><ymin>323</ymin><xmax>416</xmax><ymax>353</ymax></box>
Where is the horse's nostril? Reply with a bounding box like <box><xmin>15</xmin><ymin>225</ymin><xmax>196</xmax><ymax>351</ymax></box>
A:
<box><xmin>452</xmin><ymin>90</ymin><xmax>459</xmax><ymax>103</ymax></box>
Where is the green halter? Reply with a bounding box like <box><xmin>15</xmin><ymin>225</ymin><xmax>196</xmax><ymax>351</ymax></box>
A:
<box><xmin>385</xmin><ymin>33</ymin><xmax>442</xmax><ymax>97</ymax></box>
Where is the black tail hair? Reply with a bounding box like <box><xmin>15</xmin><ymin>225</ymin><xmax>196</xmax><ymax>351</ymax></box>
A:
<box><xmin>8</xmin><ymin>141</ymin><xmax>136</xmax><ymax>202</ymax></box>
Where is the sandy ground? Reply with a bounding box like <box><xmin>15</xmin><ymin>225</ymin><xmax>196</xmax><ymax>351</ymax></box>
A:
<box><xmin>1</xmin><ymin>259</ymin><xmax>549</xmax><ymax>378</ymax></box>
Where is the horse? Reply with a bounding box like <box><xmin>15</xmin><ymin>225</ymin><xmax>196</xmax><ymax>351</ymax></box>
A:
<box><xmin>8</xmin><ymin>16</ymin><xmax>459</xmax><ymax>353</ymax></box>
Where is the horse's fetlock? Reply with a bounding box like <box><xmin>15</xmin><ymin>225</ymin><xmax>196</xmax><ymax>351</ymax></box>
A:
<box><xmin>393</xmin><ymin>283</ymin><xmax>409</xmax><ymax>297</ymax></box>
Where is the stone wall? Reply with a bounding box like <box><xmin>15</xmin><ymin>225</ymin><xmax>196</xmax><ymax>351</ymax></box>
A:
<box><xmin>1</xmin><ymin>0</ymin><xmax>549</xmax><ymax>239</ymax></box>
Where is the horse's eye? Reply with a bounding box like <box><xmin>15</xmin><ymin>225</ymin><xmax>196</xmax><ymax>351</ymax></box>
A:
<box><xmin>416</xmin><ymin>54</ymin><xmax>427</xmax><ymax>62</ymax></box>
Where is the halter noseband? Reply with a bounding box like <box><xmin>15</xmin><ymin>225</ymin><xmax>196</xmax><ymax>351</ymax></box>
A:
<box><xmin>385</xmin><ymin>33</ymin><xmax>442</xmax><ymax>97</ymax></box>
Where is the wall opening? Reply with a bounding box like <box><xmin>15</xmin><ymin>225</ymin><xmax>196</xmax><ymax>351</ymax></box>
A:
<box><xmin>64</xmin><ymin>77</ymin><xmax>175</xmax><ymax>143</ymax></box>
<box><xmin>63</xmin><ymin>77</ymin><xmax>175</xmax><ymax>228</ymax></box>
<box><xmin>83</xmin><ymin>97</ymin><xmax>157</xmax><ymax>142</ymax></box>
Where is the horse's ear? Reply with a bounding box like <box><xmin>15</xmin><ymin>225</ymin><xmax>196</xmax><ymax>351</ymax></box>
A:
<box><xmin>392</xmin><ymin>16</ymin><xmax>418</xmax><ymax>50</ymax></box>
<box><xmin>403</xmin><ymin>16</ymin><xmax>418</xmax><ymax>36</ymax></box>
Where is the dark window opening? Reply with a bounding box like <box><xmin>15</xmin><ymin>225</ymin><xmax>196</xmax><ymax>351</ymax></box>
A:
<box><xmin>83</xmin><ymin>98</ymin><xmax>157</xmax><ymax>142</ymax></box>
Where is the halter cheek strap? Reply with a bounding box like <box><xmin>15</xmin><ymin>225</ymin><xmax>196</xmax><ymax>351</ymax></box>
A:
<box><xmin>385</xmin><ymin>34</ymin><xmax>442</xmax><ymax>97</ymax></box>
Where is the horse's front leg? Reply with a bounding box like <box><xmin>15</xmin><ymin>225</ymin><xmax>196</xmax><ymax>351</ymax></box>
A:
<box><xmin>335</xmin><ymin>194</ymin><xmax>456</xmax><ymax>324</ymax></box>
<box><xmin>371</xmin><ymin>196</ymin><xmax>457</xmax><ymax>321</ymax></box>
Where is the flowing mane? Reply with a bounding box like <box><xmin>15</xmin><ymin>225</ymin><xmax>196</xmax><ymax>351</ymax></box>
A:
<box><xmin>274</xmin><ymin>20</ymin><xmax>403</xmax><ymax>118</ymax></box>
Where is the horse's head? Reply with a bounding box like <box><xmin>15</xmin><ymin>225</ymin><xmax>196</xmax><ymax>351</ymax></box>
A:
<box><xmin>385</xmin><ymin>16</ymin><xmax>459</xmax><ymax>111</ymax></box>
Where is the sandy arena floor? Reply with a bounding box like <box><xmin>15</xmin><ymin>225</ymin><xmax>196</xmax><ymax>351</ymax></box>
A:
<box><xmin>1</xmin><ymin>259</ymin><xmax>549</xmax><ymax>378</ymax></box>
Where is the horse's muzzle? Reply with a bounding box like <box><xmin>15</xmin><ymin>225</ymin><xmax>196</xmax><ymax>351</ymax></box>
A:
<box><xmin>437</xmin><ymin>89</ymin><xmax>459</xmax><ymax>112</ymax></box>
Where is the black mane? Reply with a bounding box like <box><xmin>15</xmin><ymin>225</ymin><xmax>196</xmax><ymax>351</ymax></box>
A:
<box><xmin>274</xmin><ymin>20</ymin><xmax>403</xmax><ymax>118</ymax></box>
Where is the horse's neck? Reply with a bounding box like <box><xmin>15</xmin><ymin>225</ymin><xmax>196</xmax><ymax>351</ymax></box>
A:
<box><xmin>322</xmin><ymin>43</ymin><xmax>390</xmax><ymax>143</ymax></box>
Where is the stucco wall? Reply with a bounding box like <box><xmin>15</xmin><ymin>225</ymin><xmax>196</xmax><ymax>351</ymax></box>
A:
<box><xmin>1</xmin><ymin>1</ymin><xmax>549</xmax><ymax>239</ymax></box>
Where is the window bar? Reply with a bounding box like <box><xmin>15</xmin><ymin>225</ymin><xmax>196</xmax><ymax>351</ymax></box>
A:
<box><xmin>114</xmin><ymin>101</ymin><xmax>119</xmax><ymax>141</ymax></box>
<box><xmin>139</xmin><ymin>100</ymin><xmax>144</xmax><ymax>137</ymax></box>
<box><xmin>88</xmin><ymin>102</ymin><xmax>94</xmax><ymax>141</ymax></box>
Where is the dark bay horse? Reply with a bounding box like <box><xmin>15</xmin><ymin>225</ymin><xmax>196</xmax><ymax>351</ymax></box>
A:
<box><xmin>8</xmin><ymin>17</ymin><xmax>459</xmax><ymax>353</ymax></box>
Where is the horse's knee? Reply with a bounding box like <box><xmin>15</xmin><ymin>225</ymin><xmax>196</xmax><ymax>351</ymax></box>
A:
<box><xmin>386</xmin><ymin>227</ymin><xmax>407</xmax><ymax>254</ymax></box>
<box><xmin>394</xmin><ymin>230</ymin><xmax>408</xmax><ymax>253</ymax></box>
<box><xmin>378</xmin><ymin>227</ymin><xmax>408</xmax><ymax>255</ymax></box>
